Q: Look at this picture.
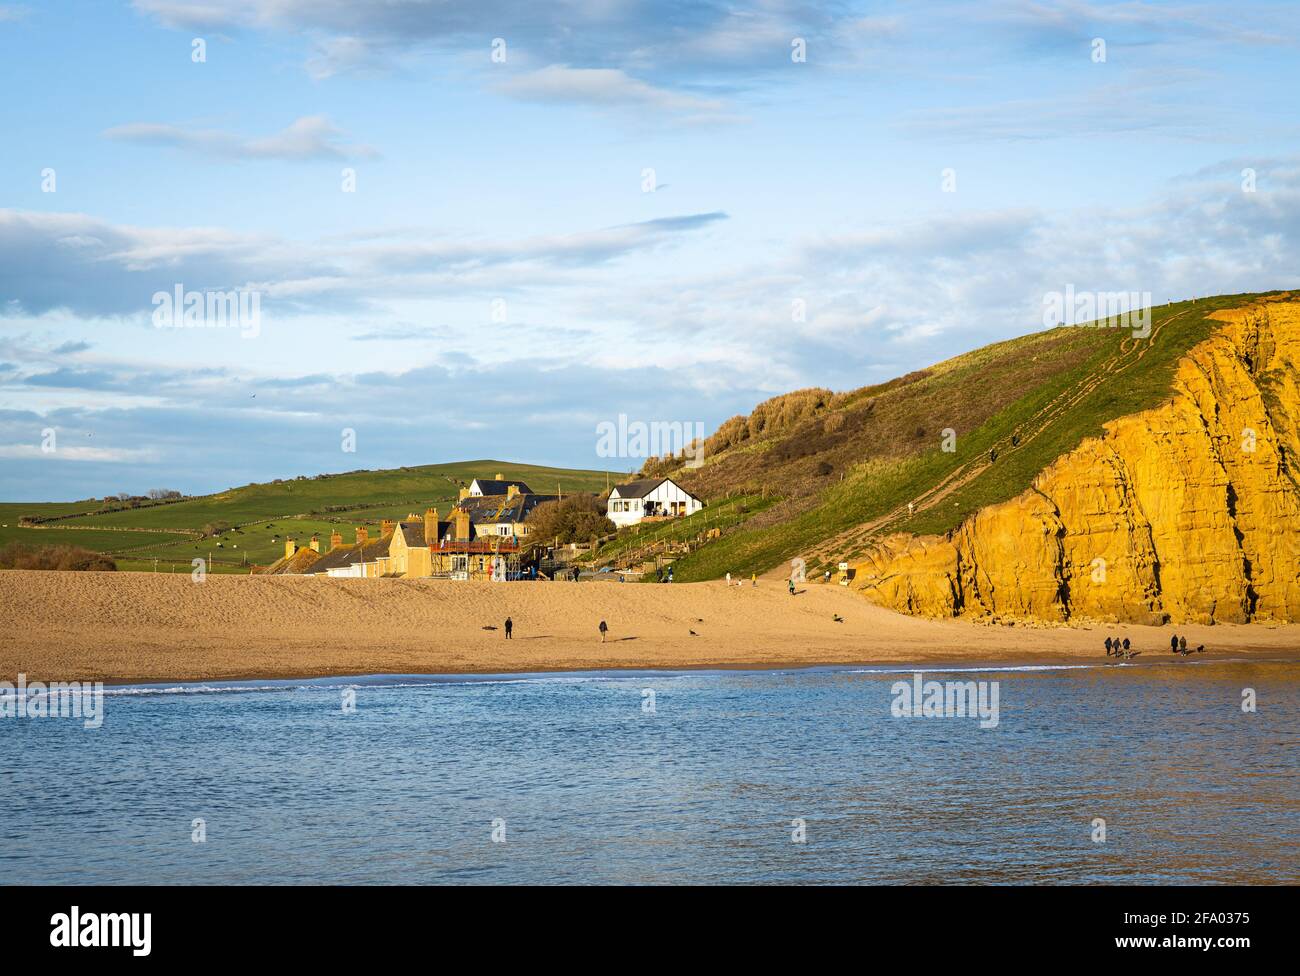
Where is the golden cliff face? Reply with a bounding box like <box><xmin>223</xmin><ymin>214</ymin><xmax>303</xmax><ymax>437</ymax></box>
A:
<box><xmin>853</xmin><ymin>299</ymin><xmax>1300</xmax><ymax>625</ymax></box>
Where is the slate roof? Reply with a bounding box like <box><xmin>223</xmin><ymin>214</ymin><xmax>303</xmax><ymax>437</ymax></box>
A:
<box><xmin>303</xmin><ymin>533</ymin><xmax>393</xmax><ymax>573</ymax></box>
<box><xmin>471</xmin><ymin>478</ymin><xmax>533</xmax><ymax>496</ymax></box>
<box><xmin>260</xmin><ymin>545</ymin><xmax>322</xmax><ymax>575</ymax></box>
<box><xmin>457</xmin><ymin>493</ymin><xmax>557</xmax><ymax>525</ymax></box>
<box><xmin>610</xmin><ymin>477</ymin><xmax>701</xmax><ymax>501</ymax></box>
<box><xmin>397</xmin><ymin>521</ymin><xmax>427</xmax><ymax>546</ymax></box>
<box><xmin>610</xmin><ymin>478</ymin><xmax>667</xmax><ymax>499</ymax></box>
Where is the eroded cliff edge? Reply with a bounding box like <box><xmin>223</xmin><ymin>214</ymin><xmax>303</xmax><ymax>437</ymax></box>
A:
<box><xmin>852</xmin><ymin>299</ymin><xmax>1300</xmax><ymax>625</ymax></box>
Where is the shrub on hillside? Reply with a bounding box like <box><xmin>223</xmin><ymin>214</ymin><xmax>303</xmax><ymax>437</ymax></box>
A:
<box><xmin>0</xmin><ymin>543</ymin><xmax>116</xmax><ymax>571</ymax></box>
<box><xmin>525</xmin><ymin>494</ymin><xmax>615</xmax><ymax>544</ymax></box>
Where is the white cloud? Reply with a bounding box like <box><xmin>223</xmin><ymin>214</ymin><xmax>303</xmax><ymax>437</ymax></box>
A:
<box><xmin>103</xmin><ymin>115</ymin><xmax>378</xmax><ymax>161</ymax></box>
<box><xmin>0</xmin><ymin>443</ymin><xmax>159</xmax><ymax>463</ymax></box>
<box><xmin>496</xmin><ymin>65</ymin><xmax>727</xmax><ymax>117</ymax></box>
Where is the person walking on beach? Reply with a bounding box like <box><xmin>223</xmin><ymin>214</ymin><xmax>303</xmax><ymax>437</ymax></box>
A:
<box><xmin>599</xmin><ymin>620</ymin><xmax>608</xmax><ymax>643</ymax></box>
<box><xmin>1171</xmin><ymin>634</ymin><xmax>1179</xmax><ymax>653</ymax></box>
<box><xmin>1104</xmin><ymin>637</ymin><xmax>1113</xmax><ymax>656</ymax></box>
<box><xmin>505</xmin><ymin>616</ymin><xmax>513</xmax><ymax>640</ymax></box>
<box><xmin>1179</xmin><ymin>636</ymin><xmax>1188</xmax><ymax>655</ymax></box>
<box><xmin>1122</xmin><ymin>638</ymin><xmax>1130</xmax><ymax>654</ymax></box>
<box><xmin>788</xmin><ymin>578</ymin><xmax>796</xmax><ymax>596</ymax></box>
<box><xmin>751</xmin><ymin>573</ymin><xmax>757</xmax><ymax>587</ymax></box>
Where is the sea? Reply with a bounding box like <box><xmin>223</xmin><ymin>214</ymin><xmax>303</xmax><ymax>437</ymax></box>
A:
<box><xmin>2</xmin><ymin>659</ymin><xmax>1297</xmax><ymax>885</ymax></box>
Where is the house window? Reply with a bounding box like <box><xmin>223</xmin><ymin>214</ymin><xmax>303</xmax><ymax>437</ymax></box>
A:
<box><xmin>499</xmin><ymin>525</ymin><xmax>510</xmax><ymax>535</ymax></box>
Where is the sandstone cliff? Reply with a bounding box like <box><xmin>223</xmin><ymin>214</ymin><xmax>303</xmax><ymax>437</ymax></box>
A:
<box><xmin>853</xmin><ymin>299</ymin><xmax>1300</xmax><ymax>625</ymax></box>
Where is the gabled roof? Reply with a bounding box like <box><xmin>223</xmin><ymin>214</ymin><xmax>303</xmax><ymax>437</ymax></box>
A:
<box><xmin>610</xmin><ymin>477</ymin><xmax>702</xmax><ymax>502</ymax></box>
<box><xmin>304</xmin><ymin>533</ymin><xmax>393</xmax><ymax>573</ymax></box>
<box><xmin>610</xmin><ymin>478</ymin><xmax>666</xmax><ymax>499</ymax></box>
<box><xmin>397</xmin><ymin>521</ymin><xmax>427</xmax><ymax>546</ymax></box>
<box><xmin>261</xmin><ymin>545</ymin><xmax>322</xmax><ymax>575</ymax></box>
<box><xmin>470</xmin><ymin>477</ymin><xmax>533</xmax><ymax>496</ymax></box>
<box><xmin>458</xmin><ymin>493</ymin><xmax>557</xmax><ymax>524</ymax></box>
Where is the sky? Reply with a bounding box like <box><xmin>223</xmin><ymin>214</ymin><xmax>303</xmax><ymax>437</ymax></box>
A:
<box><xmin>2</xmin><ymin>0</ymin><xmax>1299</xmax><ymax>500</ymax></box>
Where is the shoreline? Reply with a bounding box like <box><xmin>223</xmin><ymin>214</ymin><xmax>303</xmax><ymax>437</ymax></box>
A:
<box><xmin>88</xmin><ymin>653</ymin><xmax>1300</xmax><ymax>690</ymax></box>
<box><xmin>4</xmin><ymin>570</ymin><xmax>1298</xmax><ymax>685</ymax></box>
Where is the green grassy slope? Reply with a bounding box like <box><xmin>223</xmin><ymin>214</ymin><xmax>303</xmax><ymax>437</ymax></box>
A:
<box><xmin>2</xmin><ymin>460</ymin><xmax>618</xmax><ymax>571</ymax></box>
<box><xmin>665</xmin><ymin>292</ymin><xmax>1280</xmax><ymax>581</ymax></box>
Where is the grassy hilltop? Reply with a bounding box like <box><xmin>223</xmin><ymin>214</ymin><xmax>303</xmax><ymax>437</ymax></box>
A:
<box><xmin>0</xmin><ymin>460</ymin><xmax>618</xmax><ymax>573</ymax></box>
<box><xmin>640</xmin><ymin>291</ymin><xmax>1290</xmax><ymax>581</ymax></box>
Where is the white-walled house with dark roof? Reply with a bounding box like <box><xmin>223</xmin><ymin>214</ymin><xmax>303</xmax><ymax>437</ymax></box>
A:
<box><xmin>606</xmin><ymin>478</ymin><xmax>703</xmax><ymax>528</ymax></box>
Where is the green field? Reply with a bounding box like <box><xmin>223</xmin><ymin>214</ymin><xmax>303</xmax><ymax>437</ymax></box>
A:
<box><xmin>2</xmin><ymin>460</ymin><xmax>619</xmax><ymax>571</ymax></box>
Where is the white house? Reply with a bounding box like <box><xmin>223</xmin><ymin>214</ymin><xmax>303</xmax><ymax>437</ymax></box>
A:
<box><xmin>607</xmin><ymin>478</ymin><xmax>703</xmax><ymax>528</ymax></box>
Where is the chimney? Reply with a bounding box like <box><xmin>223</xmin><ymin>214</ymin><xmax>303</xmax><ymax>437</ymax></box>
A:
<box><xmin>381</xmin><ymin>519</ymin><xmax>396</xmax><ymax>537</ymax></box>
<box><xmin>309</xmin><ymin>534</ymin><xmax>320</xmax><ymax>552</ymax></box>
<box><xmin>284</xmin><ymin>538</ymin><xmax>296</xmax><ymax>559</ymax></box>
<box><xmin>424</xmin><ymin>507</ymin><xmax>438</xmax><ymax>545</ymax></box>
<box><xmin>458</xmin><ymin>487</ymin><xmax>469</xmax><ymax>501</ymax></box>
<box><xmin>330</xmin><ymin>531</ymin><xmax>343</xmax><ymax>551</ymax></box>
<box><xmin>453</xmin><ymin>507</ymin><xmax>470</xmax><ymax>542</ymax></box>
<box><xmin>495</xmin><ymin>472</ymin><xmax>504</xmax><ymax>481</ymax></box>
<box><xmin>355</xmin><ymin>527</ymin><xmax>369</xmax><ymax>546</ymax></box>
<box><xmin>507</xmin><ymin>484</ymin><xmax>518</xmax><ymax>498</ymax></box>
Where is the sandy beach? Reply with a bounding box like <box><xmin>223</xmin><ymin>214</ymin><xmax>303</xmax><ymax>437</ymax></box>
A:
<box><xmin>2</xmin><ymin>569</ymin><xmax>1297</xmax><ymax>684</ymax></box>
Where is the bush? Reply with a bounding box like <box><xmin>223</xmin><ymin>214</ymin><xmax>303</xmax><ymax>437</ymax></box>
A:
<box><xmin>526</xmin><ymin>494</ymin><xmax>615</xmax><ymax>544</ymax></box>
<box><xmin>0</xmin><ymin>543</ymin><xmax>116</xmax><ymax>571</ymax></box>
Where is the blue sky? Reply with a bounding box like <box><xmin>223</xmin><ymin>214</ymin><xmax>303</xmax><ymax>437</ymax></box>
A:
<box><xmin>2</xmin><ymin>0</ymin><xmax>1299</xmax><ymax>500</ymax></box>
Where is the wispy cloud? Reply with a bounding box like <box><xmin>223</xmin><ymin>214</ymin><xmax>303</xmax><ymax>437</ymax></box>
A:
<box><xmin>899</xmin><ymin>74</ymin><xmax>1227</xmax><ymax>142</ymax></box>
<box><xmin>496</xmin><ymin>65</ymin><xmax>728</xmax><ymax>119</ymax></box>
<box><xmin>103</xmin><ymin>115</ymin><xmax>378</xmax><ymax>161</ymax></box>
<box><xmin>0</xmin><ymin>208</ymin><xmax>728</xmax><ymax>318</ymax></box>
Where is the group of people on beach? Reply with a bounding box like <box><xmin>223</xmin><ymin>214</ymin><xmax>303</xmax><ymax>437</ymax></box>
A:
<box><xmin>1104</xmin><ymin>634</ymin><xmax>1207</xmax><ymax>658</ymax></box>
<box><xmin>1169</xmin><ymin>634</ymin><xmax>1204</xmax><ymax>656</ymax></box>
<box><xmin>1104</xmin><ymin>636</ymin><xmax>1137</xmax><ymax>659</ymax></box>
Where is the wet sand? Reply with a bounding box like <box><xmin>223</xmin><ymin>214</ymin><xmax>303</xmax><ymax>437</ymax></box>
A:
<box><xmin>2</xmin><ymin>570</ymin><xmax>1297</xmax><ymax>684</ymax></box>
